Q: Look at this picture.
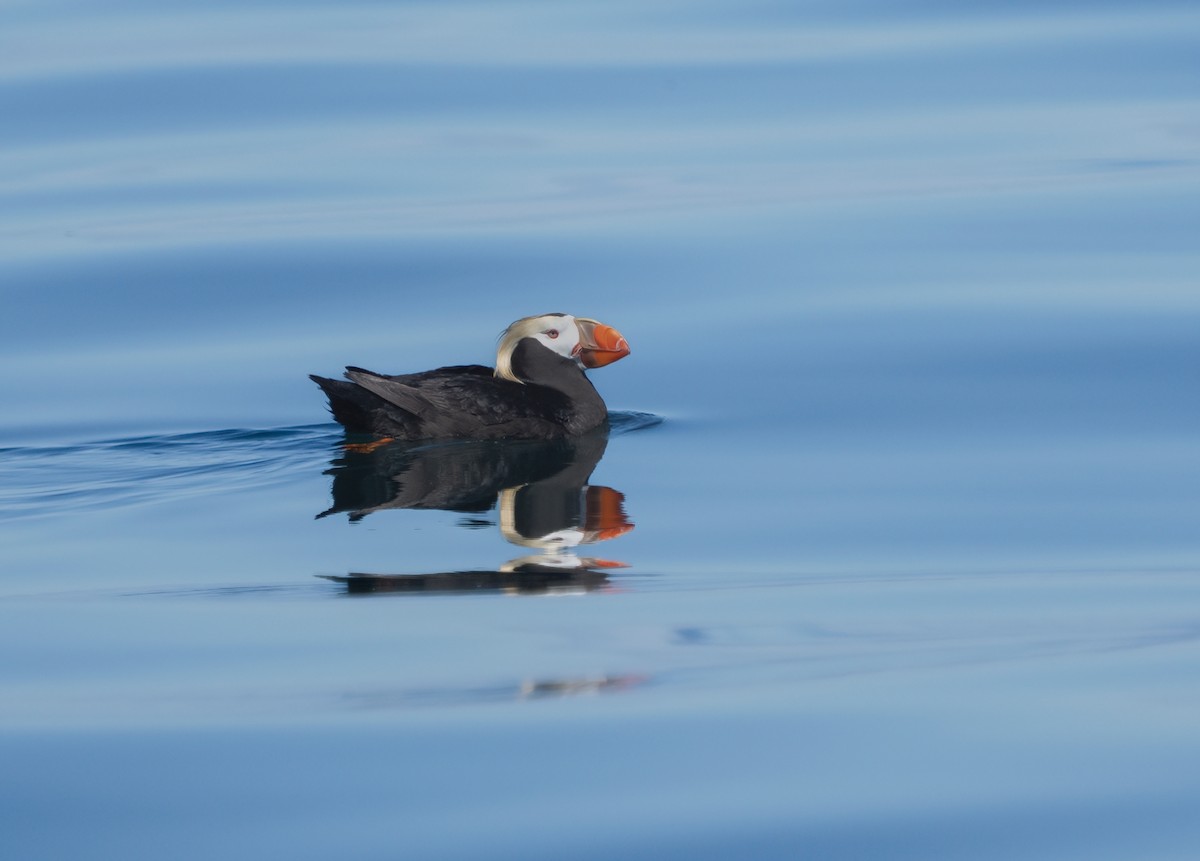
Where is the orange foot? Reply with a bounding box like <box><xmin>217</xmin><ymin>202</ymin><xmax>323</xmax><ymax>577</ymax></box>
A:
<box><xmin>343</xmin><ymin>437</ymin><xmax>395</xmax><ymax>454</ymax></box>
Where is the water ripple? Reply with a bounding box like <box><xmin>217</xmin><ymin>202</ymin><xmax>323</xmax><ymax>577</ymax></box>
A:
<box><xmin>0</xmin><ymin>423</ymin><xmax>338</xmax><ymax>520</ymax></box>
<box><xmin>0</xmin><ymin>412</ymin><xmax>661</xmax><ymax>520</ymax></box>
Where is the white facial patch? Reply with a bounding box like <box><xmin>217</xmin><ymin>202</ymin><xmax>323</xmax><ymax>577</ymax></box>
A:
<box><xmin>530</xmin><ymin>314</ymin><xmax>580</xmax><ymax>361</ymax></box>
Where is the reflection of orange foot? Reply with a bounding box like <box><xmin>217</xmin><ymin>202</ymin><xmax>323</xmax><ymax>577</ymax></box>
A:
<box><xmin>344</xmin><ymin>437</ymin><xmax>395</xmax><ymax>453</ymax></box>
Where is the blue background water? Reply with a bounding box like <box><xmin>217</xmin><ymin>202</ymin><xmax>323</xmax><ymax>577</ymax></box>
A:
<box><xmin>3</xmin><ymin>2</ymin><xmax>1200</xmax><ymax>858</ymax></box>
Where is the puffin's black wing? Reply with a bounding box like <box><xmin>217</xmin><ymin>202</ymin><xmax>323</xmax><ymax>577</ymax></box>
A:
<box><xmin>344</xmin><ymin>368</ymin><xmax>447</xmax><ymax>427</ymax></box>
<box><xmin>314</xmin><ymin>364</ymin><xmax>573</xmax><ymax>440</ymax></box>
<box><xmin>368</xmin><ymin>364</ymin><xmax>493</xmax><ymax>384</ymax></box>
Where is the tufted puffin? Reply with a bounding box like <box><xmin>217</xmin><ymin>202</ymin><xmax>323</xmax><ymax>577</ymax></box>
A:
<box><xmin>310</xmin><ymin>313</ymin><xmax>630</xmax><ymax>441</ymax></box>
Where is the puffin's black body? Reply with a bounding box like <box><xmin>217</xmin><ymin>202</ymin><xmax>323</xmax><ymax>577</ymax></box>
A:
<box><xmin>310</xmin><ymin>314</ymin><xmax>629</xmax><ymax>441</ymax></box>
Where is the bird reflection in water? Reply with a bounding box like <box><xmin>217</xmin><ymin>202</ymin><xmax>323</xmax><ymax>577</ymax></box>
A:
<box><xmin>317</xmin><ymin>429</ymin><xmax>631</xmax><ymax>595</ymax></box>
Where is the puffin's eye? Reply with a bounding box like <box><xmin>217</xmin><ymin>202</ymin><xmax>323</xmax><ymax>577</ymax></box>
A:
<box><xmin>545</xmin><ymin>329</ymin><xmax>559</xmax><ymax>339</ymax></box>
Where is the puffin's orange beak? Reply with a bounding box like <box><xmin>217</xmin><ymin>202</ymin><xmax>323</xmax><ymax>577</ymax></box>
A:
<box><xmin>575</xmin><ymin>319</ymin><xmax>630</xmax><ymax>369</ymax></box>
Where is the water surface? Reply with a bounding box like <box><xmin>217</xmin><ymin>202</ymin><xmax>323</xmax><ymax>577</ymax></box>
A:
<box><xmin>3</xmin><ymin>2</ymin><xmax>1200</xmax><ymax>859</ymax></box>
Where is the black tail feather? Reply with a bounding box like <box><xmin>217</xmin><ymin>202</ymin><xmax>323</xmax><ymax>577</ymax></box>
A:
<box><xmin>310</xmin><ymin>374</ymin><xmax>377</xmax><ymax>433</ymax></box>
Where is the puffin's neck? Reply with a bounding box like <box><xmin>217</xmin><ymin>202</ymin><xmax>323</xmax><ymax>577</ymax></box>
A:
<box><xmin>509</xmin><ymin>339</ymin><xmax>607</xmax><ymax>433</ymax></box>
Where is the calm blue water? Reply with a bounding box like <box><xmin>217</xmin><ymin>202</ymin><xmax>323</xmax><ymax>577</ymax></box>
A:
<box><xmin>4</xmin><ymin>2</ymin><xmax>1200</xmax><ymax>858</ymax></box>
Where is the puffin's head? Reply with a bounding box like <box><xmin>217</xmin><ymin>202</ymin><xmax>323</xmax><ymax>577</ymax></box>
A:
<box><xmin>495</xmin><ymin>313</ymin><xmax>630</xmax><ymax>384</ymax></box>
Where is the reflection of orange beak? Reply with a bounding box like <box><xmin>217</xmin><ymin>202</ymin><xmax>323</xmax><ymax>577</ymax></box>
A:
<box><xmin>575</xmin><ymin>319</ymin><xmax>630</xmax><ymax>369</ymax></box>
<box><xmin>583</xmin><ymin>485</ymin><xmax>634</xmax><ymax>542</ymax></box>
<box><xmin>585</xmin><ymin>558</ymin><xmax>630</xmax><ymax>569</ymax></box>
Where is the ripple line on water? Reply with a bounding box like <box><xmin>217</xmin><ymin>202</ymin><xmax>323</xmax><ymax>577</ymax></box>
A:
<box><xmin>0</xmin><ymin>413</ymin><xmax>662</xmax><ymax>520</ymax></box>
